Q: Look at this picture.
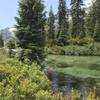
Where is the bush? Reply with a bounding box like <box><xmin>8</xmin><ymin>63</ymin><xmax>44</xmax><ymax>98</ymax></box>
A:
<box><xmin>67</xmin><ymin>37</ymin><xmax>94</xmax><ymax>46</ymax></box>
<box><xmin>36</xmin><ymin>90</ymin><xmax>54</xmax><ymax>100</ymax></box>
<box><xmin>67</xmin><ymin>38</ymin><xmax>81</xmax><ymax>45</ymax></box>
<box><xmin>16</xmin><ymin>47</ymin><xmax>46</xmax><ymax>64</ymax></box>
<box><xmin>64</xmin><ymin>43</ymin><xmax>100</xmax><ymax>56</ymax></box>
<box><xmin>0</xmin><ymin>57</ymin><xmax>51</xmax><ymax>99</ymax></box>
<box><xmin>5</xmin><ymin>39</ymin><xmax>15</xmax><ymax>49</ymax></box>
<box><xmin>4</xmin><ymin>39</ymin><xmax>16</xmax><ymax>57</ymax></box>
<box><xmin>16</xmin><ymin>48</ymin><xmax>24</xmax><ymax>61</ymax></box>
<box><xmin>0</xmin><ymin>34</ymin><xmax>4</xmax><ymax>47</ymax></box>
<box><xmin>64</xmin><ymin>45</ymin><xmax>92</xmax><ymax>56</ymax></box>
<box><xmin>92</xmin><ymin>43</ymin><xmax>100</xmax><ymax>56</ymax></box>
<box><xmin>47</xmin><ymin>46</ymin><xmax>65</xmax><ymax>55</ymax></box>
<box><xmin>16</xmin><ymin>48</ymin><xmax>34</xmax><ymax>61</ymax></box>
<box><xmin>79</xmin><ymin>37</ymin><xmax>94</xmax><ymax>45</ymax></box>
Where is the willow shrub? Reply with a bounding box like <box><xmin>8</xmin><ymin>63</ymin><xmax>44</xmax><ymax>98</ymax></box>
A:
<box><xmin>47</xmin><ymin>46</ymin><xmax>65</xmax><ymax>55</ymax></box>
<box><xmin>0</xmin><ymin>57</ymin><xmax>51</xmax><ymax>100</ymax></box>
<box><xmin>64</xmin><ymin>43</ymin><xmax>100</xmax><ymax>56</ymax></box>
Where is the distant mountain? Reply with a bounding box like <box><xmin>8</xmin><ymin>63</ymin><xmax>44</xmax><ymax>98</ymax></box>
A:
<box><xmin>0</xmin><ymin>27</ymin><xmax>16</xmax><ymax>40</ymax></box>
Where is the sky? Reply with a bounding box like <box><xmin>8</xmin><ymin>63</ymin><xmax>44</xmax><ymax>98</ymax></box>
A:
<box><xmin>0</xmin><ymin>0</ymin><xmax>91</xmax><ymax>30</ymax></box>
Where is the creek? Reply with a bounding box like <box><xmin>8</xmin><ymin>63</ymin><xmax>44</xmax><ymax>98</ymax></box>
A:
<box><xmin>44</xmin><ymin>67</ymin><xmax>95</xmax><ymax>96</ymax></box>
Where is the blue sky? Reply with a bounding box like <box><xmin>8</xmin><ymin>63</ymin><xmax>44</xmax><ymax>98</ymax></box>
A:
<box><xmin>0</xmin><ymin>0</ymin><xmax>91</xmax><ymax>30</ymax></box>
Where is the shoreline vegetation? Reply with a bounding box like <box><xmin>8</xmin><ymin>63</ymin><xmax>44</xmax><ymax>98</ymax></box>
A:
<box><xmin>0</xmin><ymin>55</ymin><xmax>99</xmax><ymax>100</ymax></box>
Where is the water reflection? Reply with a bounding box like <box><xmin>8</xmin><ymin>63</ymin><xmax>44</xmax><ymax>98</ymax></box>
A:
<box><xmin>44</xmin><ymin>67</ymin><xmax>96</xmax><ymax>98</ymax></box>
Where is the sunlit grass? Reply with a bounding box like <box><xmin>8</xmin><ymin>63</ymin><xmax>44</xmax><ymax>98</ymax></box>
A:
<box><xmin>45</xmin><ymin>55</ymin><xmax>100</xmax><ymax>78</ymax></box>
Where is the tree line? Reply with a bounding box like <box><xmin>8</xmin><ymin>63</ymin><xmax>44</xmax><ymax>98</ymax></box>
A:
<box><xmin>14</xmin><ymin>0</ymin><xmax>100</xmax><ymax>63</ymax></box>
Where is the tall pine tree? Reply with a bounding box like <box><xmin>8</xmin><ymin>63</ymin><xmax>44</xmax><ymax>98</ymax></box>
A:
<box><xmin>85</xmin><ymin>1</ymin><xmax>96</xmax><ymax>38</ymax></box>
<box><xmin>94</xmin><ymin>0</ymin><xmax>100</xmax><ymax>42</ymax></box>
<box><xmin>0</xmin><ymin>33</ymin><xmax>3</xmax><ymax>47</ymax></box>
<box><xmin>15</xmin><ymin>0</ymin><xmax>46</xmax><ymax>63</ymax></box>
<box><xmin>71</xmin><ymin>0</ymin><xmax>85</xmax><ymax>38</ymax></box>
<box><xmin>47</xmin><ymin>6</ymin><xmax>55</xmax><ymax>46</ymax></box>
<box><xmin>86</xmin><ymin>0</ymin><xmax>100</xmax><ymax>41</ymax></box>
<box><xmin>94</xmin><ymin>20</ymin><xmax>100</xmax><ymax>42</ymax></box>
<box><xmin>57</xmin><ymin>0</ymin><xmax>69</xmax><ymax>45</ymax></box>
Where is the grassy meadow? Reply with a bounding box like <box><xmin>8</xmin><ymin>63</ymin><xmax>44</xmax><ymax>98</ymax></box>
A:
<box><xmin>45</xmin><ymin>55</ymin><xmax>100</xmax><ymax>77</ymax></box>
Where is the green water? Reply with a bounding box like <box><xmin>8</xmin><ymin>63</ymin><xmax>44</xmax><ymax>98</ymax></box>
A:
<box><xmin>45</xmin><ymin>55</ymin><xmax>100</xmax><ymax>77</ymax></box>
<box><xmin>44</xmin><ymin>55</ymin><xmax>100</xmax><ymax>95</ymax></box>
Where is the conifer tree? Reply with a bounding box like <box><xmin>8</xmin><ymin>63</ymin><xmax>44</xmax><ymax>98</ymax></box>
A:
<box><xmin>71</xmin><ymin>0</ymin><xmax>85</xmax><ymax>38</ymax></box>
<box><xmin>94</xmin><ymin>20</ymin><xmax>100</xmax><ymax>42</ymax></box>
<box><xmin>86</xmin><ymin>0</ymin><xmax>100</xmax><ymax>41</ymax></box>
<box><xmin>15</xmin><ymin>0</ymin><xmax>46</xmax><ymax>63</ymax></box>
<box><xmin>57</xmin><ymin>0</ymin><xmax>69</xmax><ymax>45</ymax></box>
<box><xmin>93</xmin><ymin>0</ymin><xmax>100</xmax><ymax>42</ymax></box>
<box><xmin>85</xmin><ymin>1</ymin><xmax>96</xmax><ymax>37</ymax></box>
<box><xmin>47</xmin><ymin>6</ymin><xmax>55</xmax><ymax>45</ymax></box>
<box><xmin>0</xmin><ymin>33</ymin><xmax>3</xmax><ymax>47</ymax></box>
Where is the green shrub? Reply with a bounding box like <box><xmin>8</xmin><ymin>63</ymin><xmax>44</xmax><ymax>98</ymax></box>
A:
<box><xmin>4</xmin><ymin>39</ymin><xmax>16</xmax><ymax>57</ymax></box>
<box><xmin>5</xmin><ymin>39</ymin><xmax>15</xmax><ymax>49</ymax></box>
<box><xmin>47</xmin><ymin>46</ymin><xmax>65</xmax><ymax>55</ymax></box>
<box><xmin>92</xmin><ymin>43</ymin><xmax>100</xmax><ymax>56</ymax></box>
<box><xmin>79</xmin><ymin>37</ymin><xmax>94</xmax><ymax>45</ymax></box>
<box><xmin>16</xmin><ymin>48</ymin><xmax>24</xmax><ymax>61</ymax></box>
<box><xmin>0</xmin><ymin>48</ymin><xmax>6</xmax><ymax>56</ymax></box>
<box><xmin>67</xmin><ymin>37</ymin><xmax>94</xmax><ymax>46</ymax></box>
<box><xmin>67</xmin><ymin>38</ymin><xmax>80</xmax><ymax>45</ymax></box>
<box><xmin>0</xmin><ymin>58</ymin><xmax>51</xmax><ymax>100</ymax></box>
<box><xmin>36</xmin><ymin>90</ymin><xmax>54</xmax><ymax>100</ymax></box>
<box><xmin>16</xmin><ymin>47</ymin><xmax>46</xmax><ymax>64</ymax></box>
<box><xmin>64</xmin><ymin>43</ymin><xmax>100</xmax><ymax>56</ymax></box>
<box><xmin>64</xmin><ymin>45</ymin><xmax>92</xmax><ymax>56</ymax></box>
<box><xmin>85</xmin><ymin>43</ymin><xmax>100</xmax><ymax>56</ymax></box>
<box><xmin>0</xmin><ymin>34</ymin><xmax>4</xmax><ymax>47</ymax></box>
<box><xmin>16</xmin><ymin>48</ymin><xmax>37</xmax><ymax>63</ymax></box>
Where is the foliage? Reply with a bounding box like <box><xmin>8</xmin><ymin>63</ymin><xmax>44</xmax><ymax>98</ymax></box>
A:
<box><xmin>47</xmin><ymin>46</ymin><xmax>65</xmax><ymax>55</ymax></box>
<box><xmin>94</xmin><ymin>20</ymin><xmax>100</xmax><ymax>42</ymax></box>
<box><xmin>0</xmin><ymin>33</ymin><xmax>4</xmax><ymax>47</ymax></box>
<box><xmin>85</xmin><ymin>6</ymin><xmax>96</xmax><ymax>37</ymax></box>
<box><xmin>67</xmin><ymin>38</ymin><xmax>81</xmax><ymax>45</ymax></box>
<box><xmin>85</xmin><ymin>0</ymin><xmax>100</xmax><ymax>41</ymax></box>
<box><xmin>0</xmin><ymin>48</ymin><xmax>6</xmax><ymax>56</ymax></box>
<box><xmin>36</xmin><ymin>90</ymin><xmax>54</xmax><ymax>100</ymax></box>
<box><xmin>64</xmin><ymin>45</ymin><xmax>92</xmax><ymax>56</ymax></box>
<box><xmin>67</xmin><ymin>37</ymin><xmax>94</xmax><ymax>45</ymax></box>
<box><xmin>15</xmin><ymin>0</ymin><xmax>46</xmax><ymax>63</ymax></box>
<box><xmin>91</xmin><ymin>43</ymin><xmax>100</xmax><ymax>56</ymax></box>
<box><xmin>4</xmin><ymin>39</ymin><xmax>16</xmax><ymax>57</ymax></box>
<box><xmin>71</xmin><ymin>0</ymin><xmax>85</xmax><ymax>38</ymax></box>
<box><xmin>16</xmin><ymin>48</ymin><xmax>33</xmax><ymax>62</ymax></box>
<box><xmin>63</xmin><ymin>43</ymin><xmax>100</xmax><ymax>56</ymax></box>
<box><xmin>47</xmin><ymin>6</ymin><xmax>55</xmax><ymax>46</ymax></box>
<box><xmin>86</xmin><ymin>87</ymin><xmax>99</xmax><ymax>100</ymax></box>
<box><xmin>0</xmin><ymin>57</ymin><xmax>52</xmax><ymax>100</ymax></box>
<box><xmin>16</xmin><ymin>47</ymin><xmax>46</xmax><ymax>65</ymax></box>
<box><xmin>70</xmin><ymin>88</ymin><xmax>80</xmax><ymax>100</ymax></box>
<box><xmin>46</xmin><ymin>42</ymin><xmax>100</xmax><ymax>56</ymax></box>
<box><xmin>16</xmin><ymin>48</ymin><xmax>24</xmax><ymax>61</ymax></box>
<box><xmin>79</xmin><ymin>37</ymin><xmax>94</xmax><ymax>45</ymax></box>
<box><xmin>5</xmin><ymin>38</ymin><xmax>15</xmax><ymax>49</ymax></box>
<box><xmin>1</xmin><ymin>56</ymin><xmax>99</xmax><ymax>100</ymax></box>
<box><xmin>57</xmin><ymin>0</ymin><xmax>69</xmax><ymax>45</ymax></box>
<box><xmin>0</xmin><ymin>54</ymin><xmax>100</xmax><ymax>99</ymax></box>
